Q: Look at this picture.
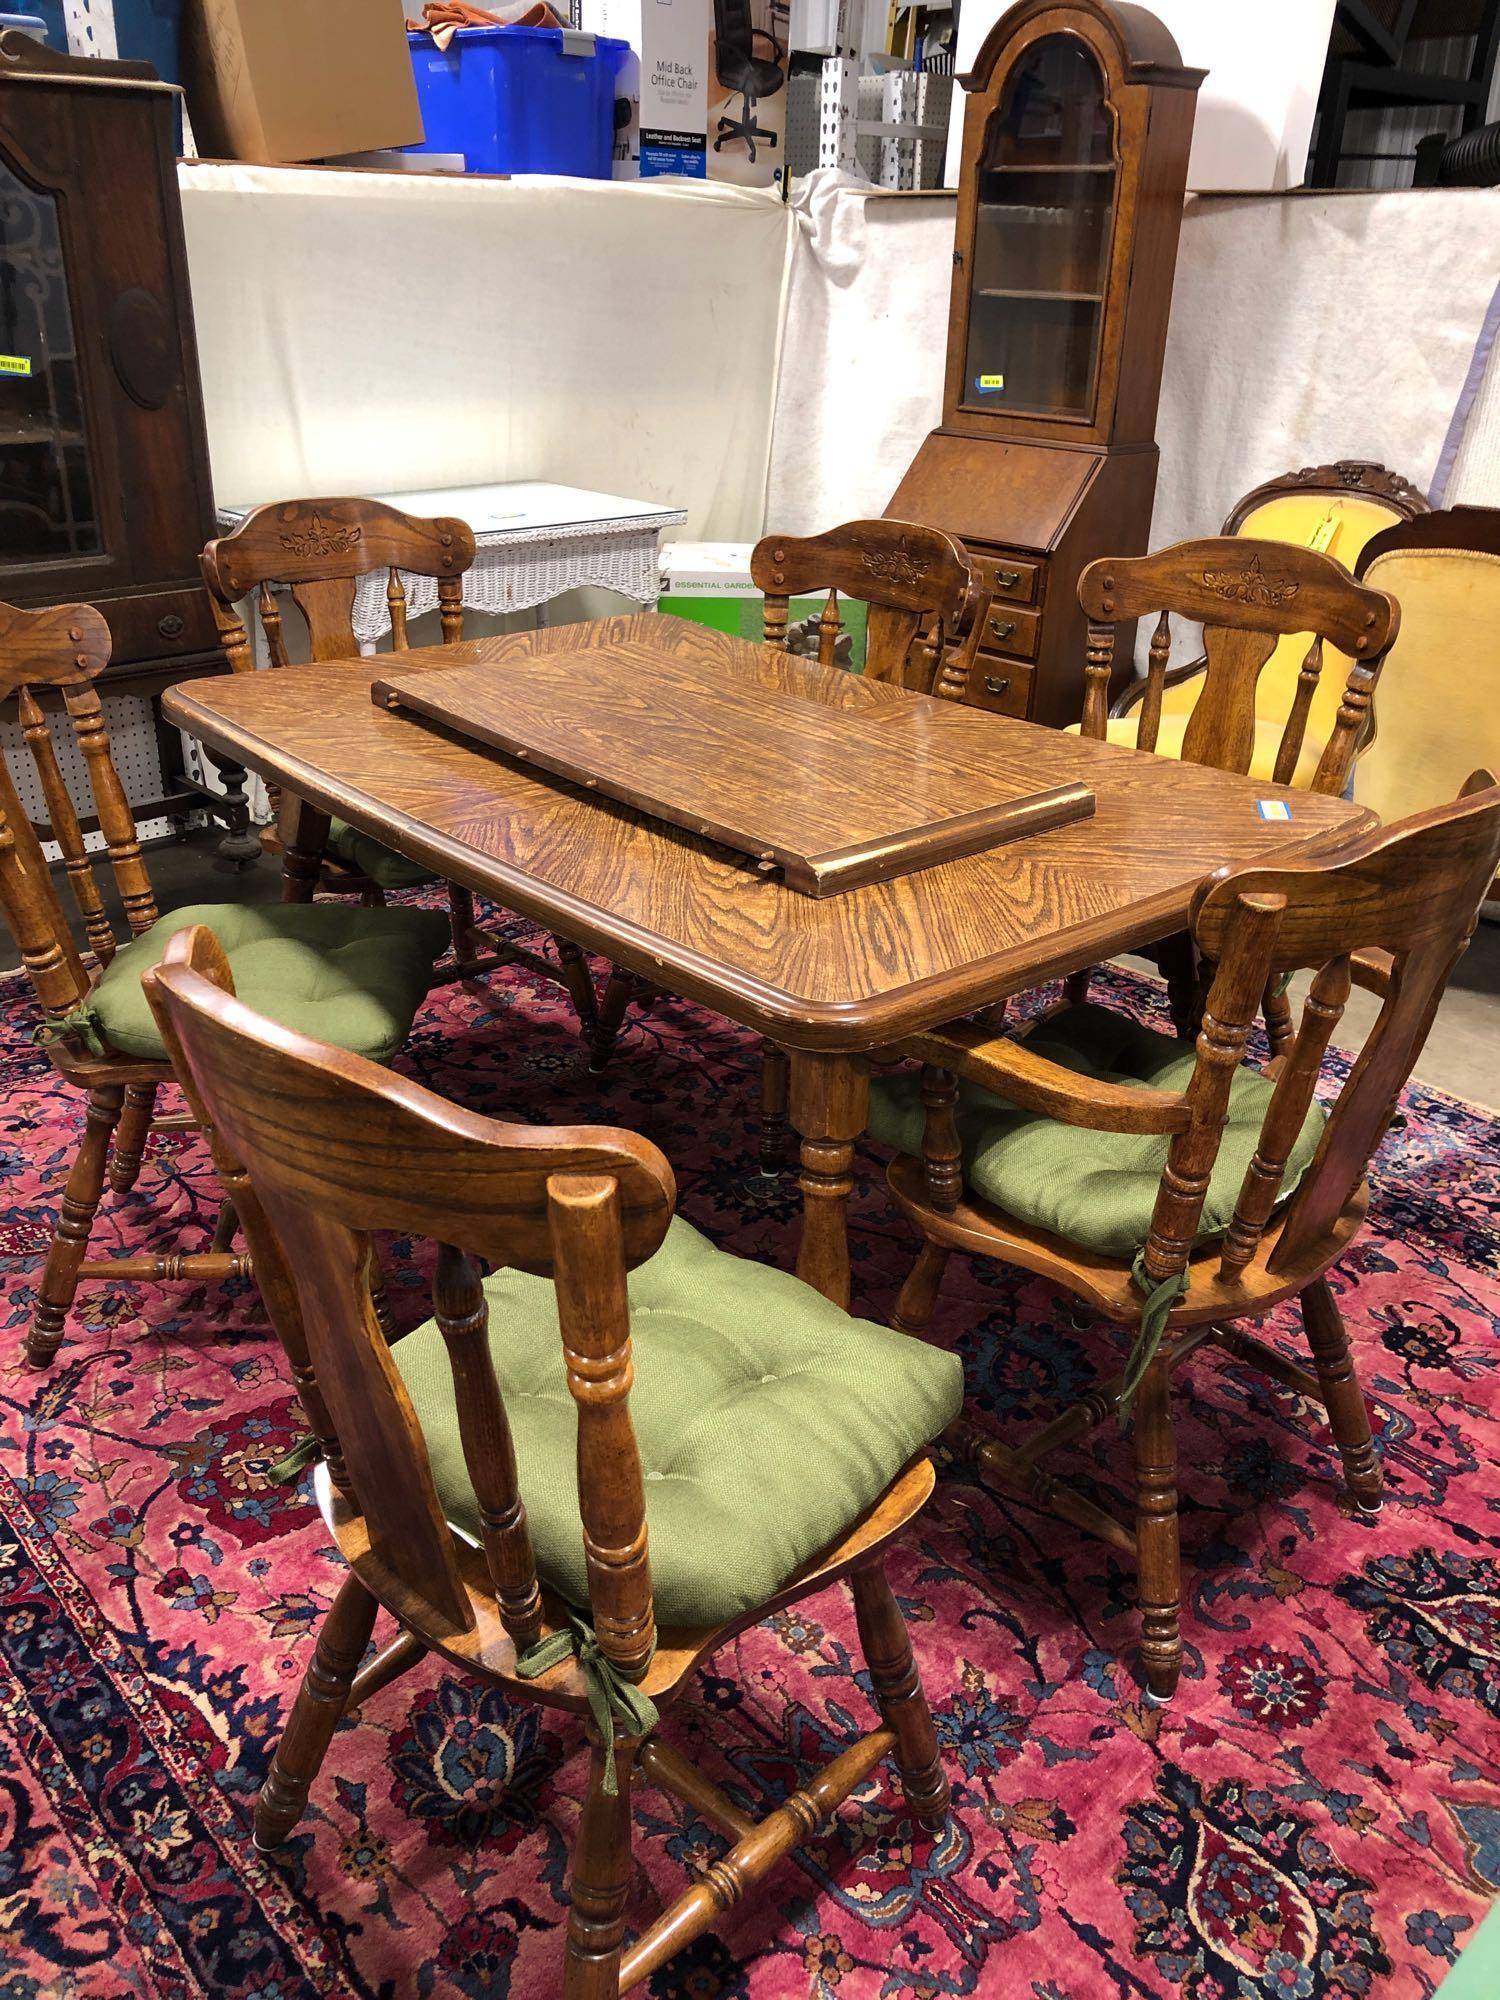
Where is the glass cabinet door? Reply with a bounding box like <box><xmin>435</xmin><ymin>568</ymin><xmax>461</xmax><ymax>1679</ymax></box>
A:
<box><xmin>0</xmin><ymin>155</ymin><xmax>102</xmax><ymax>562</ymax></box>
<box><xmin>962</xmin><ymin>34</ymin><xmax>1116</xmax><ymax>421</ymax></box>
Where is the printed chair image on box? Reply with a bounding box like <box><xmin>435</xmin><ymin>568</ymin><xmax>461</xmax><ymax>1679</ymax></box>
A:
<box><xmin>712</xmin><ymin>0</ymin><xmax>784</xmax><ymax>164</ymax></box>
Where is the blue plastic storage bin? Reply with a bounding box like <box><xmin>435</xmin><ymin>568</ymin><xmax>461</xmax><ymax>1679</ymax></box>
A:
<box><xmin>0</xmin><ymin>10</ymin><xmax>53</xmax><ymax>41</ymax></box>
<box><xmin>405</xmin><ymin>24</ymin><xmax>630</xmax><ymax>178</ymax></box>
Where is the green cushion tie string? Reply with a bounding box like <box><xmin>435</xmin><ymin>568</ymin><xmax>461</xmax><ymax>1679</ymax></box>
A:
<box><xmin>33</xmin><ymin>1005</ymin><xmax>108</xmax><ymax>1059</ymax></box>
<box><xmin>265</xmin><ymin>1434</ymin><xmax>322</xmax><ymax>1485</ymax></box>
<box><xmin>514</xmin><ymin>1616</ymin><xmax>659</xmax><ymax>1795</ymax></box>
<box><xmin>1119</xmin><ymin>1251</ymin><xmax>1191</xmax><ymax>1428</ymax></box>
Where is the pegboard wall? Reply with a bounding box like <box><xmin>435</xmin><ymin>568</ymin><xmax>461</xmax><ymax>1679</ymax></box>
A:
<box><xmin>1</xmin><ymin>693</ymin><xmax>175</xmax><ymax>855</ymax></box>
<box><xmin>62</xmin><ymin>0</ymin><xmax>118</xmax><ymax>58</ymax></box>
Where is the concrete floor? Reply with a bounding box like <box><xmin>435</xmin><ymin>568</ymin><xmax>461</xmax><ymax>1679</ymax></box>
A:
<box><xmin>6</xmin><ymin>830</ymin><xmax>1497</xmax><ymax>1111</ymax></box>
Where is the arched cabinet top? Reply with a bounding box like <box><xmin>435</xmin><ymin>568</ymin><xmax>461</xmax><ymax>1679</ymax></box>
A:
<box><xmin>964</xmin><ymin>0</ymin><xmax>1201</xmax><ymax>96</ymax></box>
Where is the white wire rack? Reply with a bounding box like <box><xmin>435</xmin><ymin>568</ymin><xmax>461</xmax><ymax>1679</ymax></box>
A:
<box><xmin>818</xmin><ymin>60</ymin><xmax>952</xmax><ymax>188</ymax></box>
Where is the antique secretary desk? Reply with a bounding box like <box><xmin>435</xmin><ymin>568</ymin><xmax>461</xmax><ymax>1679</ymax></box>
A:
<box><xmin>888</xmin><ymin>0</ymin><xmax>1203</xmax><ymax>726</ymax></box>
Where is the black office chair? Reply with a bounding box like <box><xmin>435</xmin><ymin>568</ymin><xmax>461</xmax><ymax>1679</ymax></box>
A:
<box><xmin>712</xmin><ymin>0</ymin><xmax>785</xmax><ymax>165</ymax></box>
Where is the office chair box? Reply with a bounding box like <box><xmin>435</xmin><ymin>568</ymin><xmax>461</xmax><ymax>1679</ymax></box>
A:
<box><xmin>581</xmin><ymin>0</ymin><xmax>709</xmax><ymax>177</ymax></box>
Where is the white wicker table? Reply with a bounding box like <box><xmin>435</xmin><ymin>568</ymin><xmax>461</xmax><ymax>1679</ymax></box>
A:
<box><xmin>215</xmin><ymin>481</ymin><xmax>689</xmax><ymax>647</ymax></box>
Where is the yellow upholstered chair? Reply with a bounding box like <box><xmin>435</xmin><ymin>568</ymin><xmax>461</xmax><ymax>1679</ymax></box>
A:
<box><xmin>1354</xmin><ymin>506</ymin><xmax>1500</xmax><ymax>850</ymax></box>
<box><xmin>1095</xmin><ymin>463</ymin><xmax>1428</xmax><ymax>785</ymax></box>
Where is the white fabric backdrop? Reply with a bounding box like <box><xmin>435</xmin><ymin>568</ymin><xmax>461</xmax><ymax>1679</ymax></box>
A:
<box><xmin>1444</xmin><ymin>286</ymin><xmax>1500</xmax><ymax>506</ymax></box>
<box><xmin>178</xmin><ymin>165</ymin><xmax>796</xmax><ymax>541</ymax></box>
<box><xmin>179</xmin><ymin>165</ymin><xmax>1500</xmax><ymax>554</ymax></box>
<box><xmin>769</xmin><ymin>178</ymin><xmax>1500</xmax><ymax>542</ymax></box>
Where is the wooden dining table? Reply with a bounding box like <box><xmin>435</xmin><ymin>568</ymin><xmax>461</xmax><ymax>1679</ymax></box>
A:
<box><xmin>163</xmin><ymin>611</ymin><xmax>1375</xmax><ymax>1310</ymax></box>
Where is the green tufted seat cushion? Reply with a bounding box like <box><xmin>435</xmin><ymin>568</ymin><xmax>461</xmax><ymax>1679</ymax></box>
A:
<box><xmin>82</xmin><ymin>901</ymin><xmax>450</xmax><ymax>1063</ymax></box>
<box><xmin>868</xmin><ymin>1003</ymin><xmax>1325</xmax><ymax>1260</ymax></box>
<box><xmin>325</xmin><ymin>817</ymin><xmax>437</xmax><ymax>891</ymax></box>
<box><xmin>394</xmin><ymin>1216</ymin><xmax>964</xmax><ymax>1629</ymax></box>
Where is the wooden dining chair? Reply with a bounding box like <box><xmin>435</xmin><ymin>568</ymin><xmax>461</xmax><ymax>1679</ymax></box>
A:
<box><xmin>199</xmin><ymin>496</ymin><xmax>599</xmax><ymax>1040</ymax></box>
<box><xmin>595</xmin><ymin>518</ymin><xmax>987</xmax><ymax>1158</ymax></box>
<box><xmin>0</xmin><ymin>598</ymin><xmax>450</xmax><ymax>1367</ymax></box>
<box><xmin>1065</xmin><ymin>537</ymin><xmax>1402</xmax><ymax>1050</ymax></box>
<box><xmin>142</xmin><ymin>927</ymin><xmax>964</xmax><ymax>2000</ymax></box>
<box><xmin>869</xmin><ymin>775</ymin><xmax>1500</xmax><ymax>1702</ymax></box>
<box><xmin>750</xmin><ymin>516</ymin><xmax>983</xmax><ymax>691</ymax></box>
<box><xmin>1079</xmin><ymin>537</ymin><xmax>1401</xmax><ymax>791</ymax></box>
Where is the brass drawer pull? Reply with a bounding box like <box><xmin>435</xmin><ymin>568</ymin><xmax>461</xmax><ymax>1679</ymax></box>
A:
<box><xmin>983</xmin><ymin>674</ymin><xmax>1010</xmax><ymax>697</ymax></box>
<box><xmin>995</xmin><ymin>569</ymin><xmax>1020</xmax><ymax>589</ymax></box>
<box><xmin>988</xmin><ymin>617</ymin><xmax>1016</xmax><ymax>642</ymax></box>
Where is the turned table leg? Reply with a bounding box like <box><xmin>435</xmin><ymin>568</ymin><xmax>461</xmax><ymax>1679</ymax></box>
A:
<box><xmin>789</xmin><ymin>1051</ymin><xmax>868</xmax><ymax>1310</ymax></box>
<box><xmin>280</xmin><ymin>795</ymin><xmax>331</xmax><ymax>905</ymax></box>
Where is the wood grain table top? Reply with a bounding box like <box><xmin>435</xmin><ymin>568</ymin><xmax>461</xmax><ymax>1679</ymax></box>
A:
<box><xmin>371</xmin><ymin>640</ymin><xmax>1094</xmax><ymax>897</ymax></box>
<box><xmin>162</xmin><ymin>613</ymin><xmax>1375</xmax><ymax>1051</ymax></box>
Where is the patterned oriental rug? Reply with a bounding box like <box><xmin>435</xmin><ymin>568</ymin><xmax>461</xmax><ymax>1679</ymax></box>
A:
<box><xmin>1</xmin><ymin>924</ymin><xmax>1497</xmax><ymax>2000</ymax></box>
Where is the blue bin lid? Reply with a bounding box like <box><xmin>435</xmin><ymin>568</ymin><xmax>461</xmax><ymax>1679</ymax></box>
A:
<box><xmin>407</xmin><ymin>23</ymin><xmax>629</xmax><ymax>54</ymax></box>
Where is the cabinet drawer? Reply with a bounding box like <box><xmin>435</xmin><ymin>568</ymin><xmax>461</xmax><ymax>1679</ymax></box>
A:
<box><xmin>963</xmin><ymin>656</ymin><xmax>1033</xmax><ymax>717</ymax></box>
<box><xmin>99</xmin><ymin>586</ymin><xmax>219</xmax><ymax>668</ymax></box>
<box><xmin>973</xmin><ymin>601</ymin><xmax>1040</xmax><ymax>660</ymax></box>
<box><xmin>973</xmin><ymin>552</ymin><xmax>1040</xmax><ymax>606</ymax></box>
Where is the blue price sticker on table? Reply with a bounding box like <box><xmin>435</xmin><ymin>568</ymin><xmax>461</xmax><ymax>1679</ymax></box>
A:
<box><xmin>1257</xmin><ymin>799</ymin><xmax>1292</xmax><ymax>821</ymax></box>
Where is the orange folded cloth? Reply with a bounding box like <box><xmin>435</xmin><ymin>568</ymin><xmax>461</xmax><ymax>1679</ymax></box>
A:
<box><xmin>407</xmin><ymin>0</ymin><xmax>565</xmax><ymax>46</ymax></box>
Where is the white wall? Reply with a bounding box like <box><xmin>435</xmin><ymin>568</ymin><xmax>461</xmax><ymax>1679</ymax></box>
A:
<box><xmin>945</xmin><ymin>2</ymin><xmax>1337</xmax><ymax>194</ymax></box>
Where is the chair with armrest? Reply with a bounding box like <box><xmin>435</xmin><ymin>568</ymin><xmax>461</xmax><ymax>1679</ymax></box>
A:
<box><xmin>711</xmin><ymin>0</ymin><xmax>785</xmax><ymax>165</ymax></box>
<box><xmin>142</xmin><ymin>924</ymin><xmax>964</xmax><ymax>1999</ymax></box>
<box><xmin>867</xmin><ymin>775</ymin><xmax>1500</xmax><ymax>1702</ymax></box>
<box><xmin>0</xmin><ymin>598</ymin><xmax>449</xmax><ymax>1367</ymax></box>
<box><xmin>200</xmin><ymin>497</ymin><xmax>599</xmax><ymax>1041</ymax></box>
<box><xmin>1103</xmin><ymin>462</ymin><xmax>1428</xmax><ymax>784</ymax></box>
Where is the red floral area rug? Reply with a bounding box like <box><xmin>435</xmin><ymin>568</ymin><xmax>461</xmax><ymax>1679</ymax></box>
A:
<box><xmin>2</xmin><ymin>926</ymin><xmax>1497</xmax><ymax>2000</ymax></box>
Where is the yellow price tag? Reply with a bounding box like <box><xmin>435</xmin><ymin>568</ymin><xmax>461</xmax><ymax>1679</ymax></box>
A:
<box><xmin>0</xmin><ymin>354</ymin><xmax>32</xmax><ymax>377</ymax></box>
<box><xmin>975</xmin><ymin>372</ymin><xmax>1005</xmax><ymax>391</ymax></box>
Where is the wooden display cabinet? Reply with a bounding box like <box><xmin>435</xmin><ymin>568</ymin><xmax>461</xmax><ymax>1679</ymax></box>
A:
<box><xmin>887</xmin><ymin>0</ymin><xmax>1203</xmax><ymax>726</ymax></box>
<box><xmin>0</xmin><ymin>32</ymin><xmax>250</xmax><ymax>855</ymax></box>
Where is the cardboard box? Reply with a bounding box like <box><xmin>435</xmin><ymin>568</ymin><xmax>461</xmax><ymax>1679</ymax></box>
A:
<box><xmin>183</xmin><ymin>0</ymin><xmax>424</xmax><ymax>164</ymax></box>
<box><xmin>579</xmin><ymin>0</ymin><xmax>707</xmax><ymax>178</ymax></box>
